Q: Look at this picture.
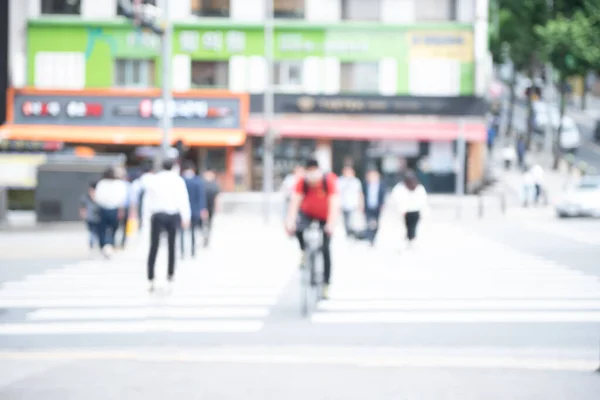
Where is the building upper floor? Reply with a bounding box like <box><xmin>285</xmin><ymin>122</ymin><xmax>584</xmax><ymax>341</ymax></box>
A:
<box><xmin>29</xmin><ymin>0</ymin><xmax>481</xmax><ymax>23</ymax></box>
<box><xmin>9</xmin><ymin>0</ymin><xmax>490</xmax><ymax>98</ymax></box>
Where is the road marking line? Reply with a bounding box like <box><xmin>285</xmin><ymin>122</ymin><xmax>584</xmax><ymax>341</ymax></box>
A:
<box><xmin>0</xmin><ymin>320</ymin><xmax>264</xmax><ymax>335</ymax></box>
<box><xmin>317</xmin><ymin>299</ymin><xmax>600</xmax><ymax>311</ymax></box>
<box><xmin>311</xmin><ymin>311</ymin><xmax>600</xmax><ymax>323</ymax></box>
<box><xmin>26</xmin><ymin>307</ymin><xmax>271</xmax><ymax>320</ymax></box>
<box><xmin>0</xmin><ymin>297</ymin><xmax>278</xmax><ymax>308</ymax></box>
<box><xmin>0</xmin><ymin>350</ymin><xmax>595</xmax><ymax>372</ymax></box>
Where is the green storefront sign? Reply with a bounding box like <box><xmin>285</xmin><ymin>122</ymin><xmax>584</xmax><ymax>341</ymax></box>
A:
<box><xmin>27</xmin><ymin>18</ymin><xmax>475</xmax><ymax>93</ymax></box>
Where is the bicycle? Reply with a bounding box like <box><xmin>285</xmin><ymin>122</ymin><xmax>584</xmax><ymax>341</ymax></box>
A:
<box><xmin>301</xmin><ymin>221</ymin><xmax>325</xmax><ymax>317</ymax></box>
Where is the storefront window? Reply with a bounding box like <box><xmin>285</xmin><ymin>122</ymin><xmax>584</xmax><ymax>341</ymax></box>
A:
<box><xmin>251</xmin><ymin>138</ymin><xmax>315</xmax><ymax>191</ymax></box>
<box><xmin>42</xmin><ymin>0</ymin><xmax>81</xmax><ymax>15</ymax></box>
<box><xmin>191</xmin><ymin>61</ymin><xmax>229</xmax><ymax>88</ymax></box>
<box><xmin>114</xmin><ymin>59</ymin><xmax>155</xmax><ymax>88</ymax></box>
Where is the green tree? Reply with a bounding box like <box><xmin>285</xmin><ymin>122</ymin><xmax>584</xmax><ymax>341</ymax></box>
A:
<box><xmin>537</xmin><ymin>11</ymin><xmax>597</xmax><ymax>166</ymax></box>
<box><xmin>492</xmin><ymin>0</ymin><xmax>551</xmax><ymax>145</ymax></box>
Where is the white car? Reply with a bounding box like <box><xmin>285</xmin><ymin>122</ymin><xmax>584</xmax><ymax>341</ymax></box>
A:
<box><xmin>533</xmin><ymin>107</ymin><xmax>581</xmax><ymax>152</ymax></box>
<box><xmin>555</xmin><ymin>175</ymin><xmax>600</xmax><ymax>218</ymax></box>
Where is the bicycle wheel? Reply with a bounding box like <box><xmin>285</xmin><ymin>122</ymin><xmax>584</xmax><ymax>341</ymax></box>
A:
<box><xmin>312</xmin><ymin>250</ymin><xmax>325</xmax><ymax>300</ymax></box>
<box><xmin>301</xmin><ymin>251</ymin><xmax>312</xmax><ymax>317</ymax></box>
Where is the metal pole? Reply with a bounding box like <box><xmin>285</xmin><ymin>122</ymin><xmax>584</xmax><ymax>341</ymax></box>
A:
<box><xmin>158</xmin><ymin>0</ymin><xmax>173</xmax><ymax>169</ymax></box>
<box><xmin>543</xmin><ymin>0</ymin><xmax>554</xmax><ymax>162</ymax></box>
<box><xmin>262</xmin><ymin>0</ymin><xmax>275</xmax><ymax>223</ymax></box>
<box><xmin>455</xmin><ymin>120</ymin><xmax>466</xmax><ymax>219</ymax></box>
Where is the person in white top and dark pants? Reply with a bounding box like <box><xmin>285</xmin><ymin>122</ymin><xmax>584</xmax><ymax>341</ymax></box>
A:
<box><xmin>391</xmin><ymin>170</ymin><xmax>428</xmax><ymax>247</ymax></box>
<box><xmin>94</xmin><ymin>167</ymin><xmax>129</xmax><ymax>257</ymax></box>
<box><xmin>143</xmin><ymin>159</ymin><xmax>191</xmax><ymax>292</ymax></box>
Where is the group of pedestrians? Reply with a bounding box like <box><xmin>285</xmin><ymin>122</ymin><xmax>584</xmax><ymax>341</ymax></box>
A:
<box><xmin>80</xmin><ymin>159</ymin><xmax>220</xmax><ymax>292</ymax></box>
<box><xmin>283</xmin><ymin>159</ymin><xmax>429</xmax><ymax>298</ymax></box>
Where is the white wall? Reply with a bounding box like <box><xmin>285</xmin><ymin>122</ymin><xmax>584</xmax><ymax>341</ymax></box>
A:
<box><xmin>323</xmin><ymin>57</ymin><xmax>341</xmax><ymax>94</ymax></box>
<box><xmin>303</xmin><ymin>57</ymin><xmax>322</xmax><ymax>94</ymax></box>
<box><xmin>9</xmin><ymin>0</ymin><xmax>31</xmax><ymax>87</ymax></box>
<box><xmin>82</xmin><ymin>0</ymin><xmax>117</xmax><ymax>18</ymax></box>
<box><xmin>456</xmin><ymin>0</ymin><xmax>475</xmax><ymax>22</ymax></box>
<box><xmin>306</xmin><ymin>0</ymin><xmax>340</xmax><ymax>22</ymax></box>
<box><xmin>168</xmin><ymin>0</ymin><xmax>191</xmax><ymax>20</ymax></box>
<box><xmin>231</xmin><ymin>0</ymin><xmax>265</xmax><ymax>21</ymax></box>
<box><xmin>378</xmin><ymin>58</ymin><xmax>397</xmax><ymax>96</ymax></box>
<box><xmin>228</xmin><ymin>56</ymin><xmax>248</xmax><ymax>92</ymax></box>
<box><xmin>28</xmin><ymin>0</ymin><xmax>40</xmax><ymax>17</ymax></box>
<box><xmin>172</xmin><ymin>55</ymin><xmax>191</xmax><ymax>91</ymax></box>
<box><xmin>474</xmin><ymin>0</ymin><xmax>489</xmax><ymax>96</ymax></box>
<box><xmin>380</xmin><ymin>0</ymin><xmax>416</xmax><ymax>23</ymax></box>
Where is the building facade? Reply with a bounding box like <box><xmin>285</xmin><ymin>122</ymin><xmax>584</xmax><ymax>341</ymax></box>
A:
<box><xmin>5</xmin><ymin>0</ymin><xmax>491</xmax><ymax>193</ymax></box>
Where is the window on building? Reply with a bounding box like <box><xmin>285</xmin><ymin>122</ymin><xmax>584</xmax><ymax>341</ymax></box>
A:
<box><xmin>340</xmin><ymin>62</ymin><xmax>379</xmax><ymax>93</ymax></box>
<box><xmin>117</xmin><ymin>0</ymin><xmax>156</xmax><ymax>17</ymax></box>
<box><xmin>41</xmin><ymin>0</ymin><xmax>81</xmax><ymax>15</ymax></box>
<box><xmin>114</xmin><ymin>59</ymin><xmax>156</xmax><ymax>88</ymax></box>
<box><xmin>341</xmin><ymin>0</ymin><xmax>380</xmax><ymax>21</ymax></box>
<box><xmin>273</xmin><ymin>61</ymin><xmax>303</xmax><ymax>92</ymax></box>
<box><xmin>274</xmin><ymin>0</ymin><xmax>304</xmax><ymax>19</ymax></box>
<box><xmin>191</xmin><ymin>0</ymin><xmax>230</xmax><ymax>17</ymax></box>
<box><xmin>415</xmin><ymin>0</ymin><xmax>456</xmax><ymax>21</ymax></box>
<box><xmin>191</xmin><ymin>61</ymin><xmax>229</xmax><ymax>88</ymax></box>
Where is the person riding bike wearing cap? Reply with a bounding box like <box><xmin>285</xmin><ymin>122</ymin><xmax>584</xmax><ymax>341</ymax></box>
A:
<box><xmin>286</xmin><ymin>159</ymin><xmax>340</xmax><ymax>298</ymax></box>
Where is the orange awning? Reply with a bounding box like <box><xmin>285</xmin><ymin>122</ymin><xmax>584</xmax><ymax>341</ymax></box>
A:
<box><xmin>0</xmin><ymin>125</ymin><xmax>246</xmax><ymax>147</ymax></box>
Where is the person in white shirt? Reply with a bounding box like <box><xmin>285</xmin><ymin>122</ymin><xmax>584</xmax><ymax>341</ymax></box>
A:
<box><xmin>143</xmin><ymin>159</ymin><xmax>191</xmax><ymax>292</ymax></box>
<box><xmin>391</xmin><ymin>170</ymin><xmax>428</xmax><ymax>247</ymax></box>
<box><xmin>94</xmin><ymin>166</ymin><xmax>129</xmax><ymax>257</ymax></box>
<box><xmin>338</xmin><ymin>166</ymin><xmax>364</xmax><ymax>237</ymax></box>
<box><xmin>530</xmin><ymin>164</ymin><xmax>544</xmax><ymax>204</ymax></box>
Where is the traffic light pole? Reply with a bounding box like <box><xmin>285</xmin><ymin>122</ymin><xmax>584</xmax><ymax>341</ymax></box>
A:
<box><xmin>158</xmin><ymin>0</ymin><xmax>172</xmax><ymax>169</ymax></box>
<box><xmin>262</xmin><ymin>0</ymin><xmax>275</xmax><ymax>223</ymax></box>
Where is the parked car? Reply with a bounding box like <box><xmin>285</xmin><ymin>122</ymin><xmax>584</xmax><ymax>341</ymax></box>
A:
<box><xmin>555</xmin><ymin>175</ymin><xmax>600</xmax><ymax>218</ymax></box>
<box><xmin>532</xmin><ymin>105</ymin><xmax>581</xmax><ymax>153</ymax></box>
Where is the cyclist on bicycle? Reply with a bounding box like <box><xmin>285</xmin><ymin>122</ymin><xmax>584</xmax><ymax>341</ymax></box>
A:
<box><xmin>286</xmin><ymin>159</ymin><xmax>339</xmax><ymax>298</ymax></box>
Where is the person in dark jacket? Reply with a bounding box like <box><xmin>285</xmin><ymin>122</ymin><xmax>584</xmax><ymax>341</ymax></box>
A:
<box><xmin>362</xmin><ymin>169</ymin><xmax>386</xmax><ymax>246</ymax></box>
<box><xmin>202</xmin><ymin>167</ymin><xmax>220</xmax><ymax>247</ymax></box>
<box><xmin>180</xmin><ymin>160</ymin><xmax>208</xmax><ymax>258</ymax></box>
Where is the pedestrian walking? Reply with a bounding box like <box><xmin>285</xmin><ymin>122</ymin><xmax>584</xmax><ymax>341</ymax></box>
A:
<box><xmin>115</xmin><ymin>166</ymin><xmax>132</xmax><ymax>250</ymax></box>
<box><xmin>530</xmin><ymin>163</ymin><xmax>545</xmax><ymax>205</ymax></box>
<box><xmin>79</xmin><ymin>181</ymin><xmax>100</xmax><ymax>254</ymax></box>
<box><xmin>521</xmin><ymin>167</ymin><xmax>536</xmax><ymax>207</ymax></box>
<box><xmin>94</xmin><ymin>167</ymin><xmax>129</xmax><ymax>258</ymax></box>
<box><xmin>361</xmin><ymin>169</ymin><xmax>386</xmax><ymax>246</ymax></box>
<box><xmin>338</xmin><ymin>166</ymin><xmax>363</xmax><ymax>237</ymax></box>
<box><xmin>517</xmin><ymin>136</ymin><xmax>527</xmax><ymax>170</ymax></box>
<box><xmin>391</xmin><ymin>170</ymin><xmax>428</xmax><ymax>248</ymax></box>
<box><xmin>202</xmin><ymin>168</ymin><xmax>220</xmax><ymax>247</ymax></box>
<box><xmin>129</xmin><ymin>163</ymin><xmax>154</xmax><ymax>233</ymax></box>
<box><xmin>180</xmin><ymin>160</ymin><xmax>208</xmax><ymax>258</ymax></box>
<box><xmin>144</xmin><ymin>159</ymin><xmax>191</xmax><ymax>293</ymax></box>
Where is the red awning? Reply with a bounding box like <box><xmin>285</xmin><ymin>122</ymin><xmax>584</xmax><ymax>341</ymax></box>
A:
<box><xmin>247</xmin><ymin>116</ymin><xmax>486</xmax><ymax>142</ymax></box>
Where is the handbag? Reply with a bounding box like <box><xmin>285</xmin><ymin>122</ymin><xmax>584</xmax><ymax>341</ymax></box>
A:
<box><xmin>125</xmin><ymin>218</ymin><xmax>139</xmax><ymax>237</ymax></box>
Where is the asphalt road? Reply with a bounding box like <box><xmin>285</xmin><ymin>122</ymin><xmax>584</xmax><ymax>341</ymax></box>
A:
<box><xmin>0</xmin><ymin>213</ymin><xmax>599</xmax><ymax>398</ymax></box>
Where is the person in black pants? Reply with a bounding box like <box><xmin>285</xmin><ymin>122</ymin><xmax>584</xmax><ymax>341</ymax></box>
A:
<box><xmin>180</xmin><ymin>160</ymin><xmax>208</xmax><ymax>258</ymax></box>
<box><xmin>145</xmin><ymin>159</ymin><xmax>191</xmax><ymax>292</ymax></box>
<box><xmin>362</xmin><ymin>169</ymin><xmax>386</xmax><ymax>246</ymax></box>
<box><xmin>202</xmin><ymin>168</ymin><xmax>220</xmax><ymax>247</ymax></box>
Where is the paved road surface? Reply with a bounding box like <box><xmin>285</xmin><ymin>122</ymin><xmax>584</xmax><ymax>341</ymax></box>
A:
<box><xmin>1</xmin><ymin>212</ymin><xmax>599</xmax><ymax>398</ymax></box>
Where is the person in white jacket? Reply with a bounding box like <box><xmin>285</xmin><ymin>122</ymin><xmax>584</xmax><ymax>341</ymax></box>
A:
<box><xmin>391</xmin><ymin>170</ymin><xmax>428</xmax><ymax>247</ymax></box>
<box><xmin>94</xmin><ymin>166</ymin><xmax>129</xmax><ymax>257</ymax></box>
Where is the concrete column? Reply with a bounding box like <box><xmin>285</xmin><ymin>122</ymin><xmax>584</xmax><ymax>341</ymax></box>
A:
<box><xmin>81</xmin><ymin>0</ymin><xmax>117</xmax><ymax>18</ymax></box>
<box><xmin>231</xmin><ymin>0</ymin><xmax>265</xmax><ymax>21</ymax></box>
<box><xmin>306</xmin><ymin>0</ymin><xmax>340</xmax><ymax>21</ymax></box>
<box><xmin>380</xmin><ymin>0</ymin><xmax>416</xmax><ymax>23</ymax></box>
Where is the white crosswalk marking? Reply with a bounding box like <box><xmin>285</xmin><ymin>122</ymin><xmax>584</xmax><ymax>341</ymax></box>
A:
<box><xmin>313</xmin><ymin>221</ymin><xmax>600</xmax><ymax>325</ymax></box>
<box><xmin>0</xmin><ymin>230</ymin><xmax>297</xmax><ymax>336</ymax></box>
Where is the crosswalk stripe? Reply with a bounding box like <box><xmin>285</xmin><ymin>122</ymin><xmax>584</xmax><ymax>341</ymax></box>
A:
<box><xmin>311</xmin><ymin>311</ymin><xmax>600</xmax><ymax>324</ymax></box>
<box><xmin>317</xmin><ymin>299</ymin><xmax>600</xmax><ymax>311</ymax></box>
<box><xmin>0</xmin><ymin>320</ymin><xmax>264</xmax><ymax>335</ymax></box>
<box><xmin>27</xmin><ymin>307</ymin><xmax>270</xmax><ymax>320</ymax></box>
<box><xmin>0</xmin><ymin>296</ymin><xmax>279</xmax><ymax>308</ymax></box>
